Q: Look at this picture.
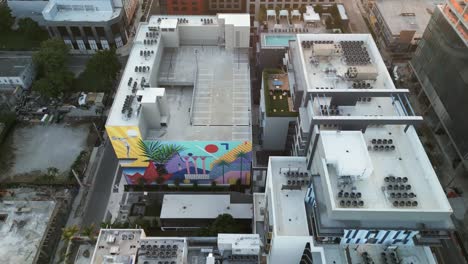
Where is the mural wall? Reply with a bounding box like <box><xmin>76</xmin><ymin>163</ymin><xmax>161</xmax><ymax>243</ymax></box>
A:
<box><xmin>122</xmin><ymin>140</ymin><xmax>252</xmax><ymax>185</ymax></box>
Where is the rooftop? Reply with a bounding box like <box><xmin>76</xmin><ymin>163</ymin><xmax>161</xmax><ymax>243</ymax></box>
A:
<box><xmin>0</xmin><ymin>200</ymin><xmax>56</xmax><ymax>264</ymax></box>
<box><xmin>0</xmin><ymin>57</ymin><xmax>32</xmax><ymax>77</ymax></box>
<box><xmin>160</xmin><ymin>194</ymin><xmax>253</xmax><ymax>219</ymax></box>
<box><xmin>267</xmin><ymin>157</ymin><xmax>310</xmax><ymax>236</ymax></box>
<box><xmin>262</xmin><ymin>69</ymin><xmax>298</xmax><ymax>117</ymax></box>
<box><xmin>42</xmin><ymin>0</ymin><xmax>121</xmax><ymax>22</ymax></box>
<box><xmin>374</xmin><ymin>0</ymin><xmax>444</xmax><ymax>35</ymax></box>
<box><xmin>106</xmin><ymin>14</ymin><xmax>251</xmax><ymax>142</ymax></box>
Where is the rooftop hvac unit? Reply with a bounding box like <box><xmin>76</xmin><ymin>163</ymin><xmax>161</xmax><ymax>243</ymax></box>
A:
<box><xmin>346</xmin><ymin>65</ymin><xmax>378</xmax><ymax>80</ymax></box>
<box><xmin>313</xmin><ymin>43</ymin><xmax>338</xmax><ymax>56</ymax></box>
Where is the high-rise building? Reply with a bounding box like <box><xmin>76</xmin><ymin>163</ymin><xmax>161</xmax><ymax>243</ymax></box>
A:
<box><xmin>410</xmin><ymin>0</ymin><xmax>468</xmax><ymax>173</ymax></box>
<box><xmin>362</xmin><ymin>0</ymin><xmax>444</xmax><ymax>58</ymax></box>
<box><xmin>252</xmin><ymin>33</ymin><xmax>453</xmax><ymax>263</ymax></box>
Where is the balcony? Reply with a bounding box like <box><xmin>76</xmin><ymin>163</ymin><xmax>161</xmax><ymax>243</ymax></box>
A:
<box><xmin>443</xmin><ymin>5</ymin><xmax>468</xmax><ymax>43</ymax></box>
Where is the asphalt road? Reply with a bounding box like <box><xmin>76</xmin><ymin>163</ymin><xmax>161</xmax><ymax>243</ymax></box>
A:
<box><xmin>81</xmin><ymin>141</ymin><xmax>118</xmax><ymax>226</ymax></box>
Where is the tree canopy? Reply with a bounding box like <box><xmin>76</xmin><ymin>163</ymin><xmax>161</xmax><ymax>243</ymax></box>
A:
<box><xmin>197</xmin><ymin>214</ymin><xmax>242</xmax><ymax>236</ymax></box>
<box><xmin>74</xmin><ymin>49</ymin><xmax>121</xmax><ymax>92</ymax></box>
<box><xmin>0</xmin><ymin>5</ymin><xmax>14</xmax><ymax>33</ymax></box>
<box><xmin>33</xmin><ymin>38</ymin><xmax>73</xmax><ymax>98</ymax></box>
<box><xmin>18</xmin><ymin>18</ymin><xmax>45</xmax><ymax>40</ymax></box>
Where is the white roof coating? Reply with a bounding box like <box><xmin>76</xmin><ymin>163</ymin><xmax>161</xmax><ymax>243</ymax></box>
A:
<box><xmin>160</xmin><ymin>18</ymin><xmax>178</xmax><ymax>28</ymax></box>
<box><xmin>160</xmin><ymin>195</ymin><xmax>253</xmax><ymax>219</ymax></box>
<box><xmin>42</xmin><ymin>0</ymin><xmax>121</xmax><ymax>22</ymax></box>
<box><xmin>320</xmin><ymin>131</ymin><xmax>373</xmax><ymax>179</ymax></box>
<box><xmin>304</xmin><ymin>6</ymin><xmax>320</xmax><ymax>22</ymax></box>
<box><xmin>218</xmin><ymin>13</ymin><xmax>250</xmax><ymax>27</ymax></box>
<box><xmin>267</xmin><ymin>157</ymin><xmax>310</xmax><ymax>236</ymax></box>
<box><xmin>289</xmin><ymin>34</ymin><xmax>452</xmax><ymax>219</ymax></box>
<box><xmin>0</xmin><ymin>201</ymin><xmax>56</xmax><ymax>264</ymax></box>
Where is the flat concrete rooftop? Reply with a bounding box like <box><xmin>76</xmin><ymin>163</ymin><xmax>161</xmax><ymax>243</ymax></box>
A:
<box><xmin>106</xmin><ymin>16</ymin><xmax>251</xmax><ymax>142</ymax></box>
<box><xmin>0</xmin><ymin>200</ymin><xmax>56</xmax><ymax>264</ymax></box>
<box><xmin>374</xmin><ymin>0</ymin><xmax>444</xmax><ymax>35</ymax></box>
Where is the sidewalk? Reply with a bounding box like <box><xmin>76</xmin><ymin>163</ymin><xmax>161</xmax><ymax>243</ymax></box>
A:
<box><xmin>51</xmin><ymin>143</ymin><xmax>107</xmax><ymax>263</ymax></box>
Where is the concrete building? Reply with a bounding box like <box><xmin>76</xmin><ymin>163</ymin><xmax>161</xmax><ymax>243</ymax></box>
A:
<box><xmin>42</xmin><ymin>0</ymin><xmax>136</xmax><ymax>52</ymax></box>
<box><xmin>410</xmin><ymin>1</ymin><xmax>468</xmax><ymax>178</ymax></box>
<box><xmin>0</xmin><ymin>200</ymin><xmax>57</xmax><ymax>264</ymax></box>
<box><xmin>7</xmin><ymin>0</ymin><xmax>49</xmax><ymax>25</ymax></box>
<box><xmin>363</xmin><ymin>0</ymin><xmax>444</xmax><ymax>58</ymax></box>
<box><xmin>90</xmin><ymin>229</ymin><xmax>261</xmax><ymax>263</ymax></box>
<box><xmin>159</xmin><ymin>194</ymin><xmax>253</xmax><ymax>230</ymax></box>
<box><xmin>165</xmin><ymin>0</ymin><xmax>205</xmax><ymax>15</ymax></box>
<box><xmin>0</xmin><ymin>57</ymin><xmax>35</xmax><ymax>90</ymax></box>
<box><xmin>259</xmin><ymin>69</ymin><xmax>298</xmax><ymax>151</ymax></box>
<box><xmin>248</xmin><ymin>0</ymin><xmax>337</xmax><ymax>20</ymax></box>
<box><xmin>105</xmin><ymin>14</ymin><xmax>253</xmax><ymax>187</ymax></box>
<box><xmin>251</xmin><ymin>33</ymin><xmax>453</xmax><ymax>263</ymax></box>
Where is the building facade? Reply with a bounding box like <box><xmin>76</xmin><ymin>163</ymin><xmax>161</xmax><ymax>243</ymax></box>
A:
<box><xmin>0</xmin><ymin>57</ymin><xmax>35</xmax><ymax>90</ymax></box>
<box><xmin>363</xmin><ymin>0</ymin><xmax>444</xmax><ymax>58</ymax></box>
<box><xmin>410</xmin><ymin>1</ymin><xmax>468</xmax><ymax>173</ymax></box>
<box><xmin>42</xmin><ymin>0</ymin><xmax>132</xmax><ymax>52</ymax></box>
<box><xmin>165</xmin><ymin>0</ymin><xmax>205</xmax><ymax>15</ymax></box>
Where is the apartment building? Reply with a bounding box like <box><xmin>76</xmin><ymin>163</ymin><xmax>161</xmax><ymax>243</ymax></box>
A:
<box><xmin>248</xmin><ymin>0</ymin><xmax>337</xmax><ymax>19</ymax></box>
<box><xmin>252</xmin><ymin>33</ymin><xmax>453</xmax><ymax>263</ymax></box>
<box><xmin>165</xmin><ymin>0</ymin><xmax>205</xmax><ymax>15</ymax></box>
<box><xmin>410</xmin><ymin>0</ymin><xmax>468</xmax><ymax>176</ymax></box>
<box><xmin>362</xmin><ymin>0</ymin><xmax>444</xmax><ymax>57</ymax></box>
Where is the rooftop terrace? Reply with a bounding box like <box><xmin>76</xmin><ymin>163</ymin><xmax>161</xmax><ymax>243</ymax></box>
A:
<box><xmin>263</xmin><ymin>69</ymin><xmax>298</xmax><ymax>117</ymax></box>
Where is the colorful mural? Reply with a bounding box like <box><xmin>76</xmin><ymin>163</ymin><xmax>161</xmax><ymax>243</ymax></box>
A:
<box><xmin>123</xmin><ymin>141</ymin><xmax>253</xmax><ymax>185</ymax></box>
<box><xmin>106</xmin><ymin>126</ymin><xmax>143</xmax><ymax>160</ymax></box>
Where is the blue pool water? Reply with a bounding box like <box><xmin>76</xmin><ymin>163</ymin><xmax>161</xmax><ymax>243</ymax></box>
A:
<box><xmin>264</xmin><ymin>35</ymin><xmax>296</xmax><ymax>46</ymax></box>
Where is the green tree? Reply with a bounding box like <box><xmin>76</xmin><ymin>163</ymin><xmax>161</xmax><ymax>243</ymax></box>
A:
<box><xmin>33</xmin><ymin>70</ymin><xmax>73</xmax><ymax>98</ymax></box>
<box><xmin>197</xmin><ymin>214</ymin><xmax>242</xmax><ymax>236</ymax></box>
<box><xmin>215</xmin><ymin>159</ymin><xmax>230</xmax><ymax>184</ymax></box>
<box><xmin>235</xmin><ymin>151</ymin><xmax>248</xmax><ymax>184</ymax></box>
<box><xmin>33</xmin><ymin>38</ymin><xmax>73</xmax><ymax>98</ymax></box>
<box><xmin>75</xmin><ymin>49</ymin><xmax>121</xmax><ymax>92</ymax></box>
<box><xmin>18</xmin><ymin>18</ymin><xmax>44</xmax><ymax>40</ymax></box>
<box><xmin>81</xmin><ymin>224</ymin><xmax>96</xmax><ymax>241</ymax></box>
<box><xmin>61</xmin><ymin>225</ymin><xmax>79</xmax><ymax>241</ymax></box>
<box><xmin>0</xmin><ymin>5</ymin><xmax>14</xmax><ymax>33</ymax></box>
<box><xmin>138</xmin><ymin>139</ymin><xmax>186</xmax><ymax>175</ymax></box>
<box><xmin>33</xmin><ymin>38</ymin><xmax>69</xmax><ymax>76</ymax></box>
<box><xmin>258</xmin><ymin>5</ymin><xmax>267</xmax><ymax>22</ymax></box>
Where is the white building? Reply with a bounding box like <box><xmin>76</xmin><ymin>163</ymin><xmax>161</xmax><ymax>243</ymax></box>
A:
<box><xmin>7</xmin><ymin>0</ymin><xmax>49</xmax><ymax>25</ymax></box>
<box><xmin>105</xmin><ymin>14</ymin><xmax>252</xmax><ymax>187</ymax></box>
<box><xmin>42</xmin><ymin>0</ymin><xmax>134</xmax><ymax>52</ymax></box>
<box><xmin>252</xmin><ymin>34</ymin><xmax>453</xmax><ymax>263</ymax></box>
<box><xmin>90</xmin><ymin>229</ymin><xmax>261</xmax><ymax>264</ymax></box>
<box><xmin>0</xmin><ymin>57</ymin><xmax>35</xmax><ymax>90</ymax></box>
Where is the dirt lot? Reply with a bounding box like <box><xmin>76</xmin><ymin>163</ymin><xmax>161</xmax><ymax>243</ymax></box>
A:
<box><xmin>0</xmin><ymin>123</ymin><xmax>94</xmax><ymax>181</ymax></box>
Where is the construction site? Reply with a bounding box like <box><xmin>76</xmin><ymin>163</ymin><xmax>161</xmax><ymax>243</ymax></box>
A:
<box><xmin>0</xmin><ymin>187</ymin><xmax>75</xmax><ymax>263</ymax></box>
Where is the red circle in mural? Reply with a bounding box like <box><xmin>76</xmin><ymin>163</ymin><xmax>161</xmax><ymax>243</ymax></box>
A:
<box><xmin>205</xmin><ymin>144</ymin><xmax>218</xmax><ymax>153</ymax></box>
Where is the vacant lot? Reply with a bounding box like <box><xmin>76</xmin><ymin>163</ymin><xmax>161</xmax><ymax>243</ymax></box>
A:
<box><xmin>0</xmin><ymin>123</ymin><xmax>90</xmax><ymax>181</ymax></box>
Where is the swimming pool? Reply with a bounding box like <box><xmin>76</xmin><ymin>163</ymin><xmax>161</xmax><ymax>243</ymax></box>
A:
<box><xmin>264</xmin><ymin>35</ymin><xmax>296</xmax><ymax>47</ymax></box>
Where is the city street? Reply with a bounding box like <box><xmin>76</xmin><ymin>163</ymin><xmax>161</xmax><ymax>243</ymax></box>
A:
<box><xmin>81</xmin><ymin>141</ymin><xmax>118</xmax><ymax>226</ymax></box>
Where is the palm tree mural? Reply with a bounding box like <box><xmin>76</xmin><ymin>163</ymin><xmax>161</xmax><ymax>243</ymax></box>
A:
<box><xmin>138</xmin><ymin>139</ymin><xmax>186</xmax><ymax>176</ymax></box>
<box><xmin>235</xmin><ymin>151</ymin><xmax>248</xmax><ymax>184</ymax></box>
<box><xmin>215</xmin><ymin>159</ymin><xmax>230</xmax><ymax>184</ymax></box>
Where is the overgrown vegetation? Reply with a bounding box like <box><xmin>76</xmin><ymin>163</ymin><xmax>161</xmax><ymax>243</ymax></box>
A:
<box><xmin>73</xmin><ymin>49</ymin><xmax>121</xmax><ymax>93</ymax></box>
<box><xmin>33</xmin><ymin>38</ymin><xmax>74</xmax><ymax>98</ymax></box>
<box><xmin>0</xmin><ymin>5</ymin><xmax>48</xmax><ymax>50</ymax></box>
